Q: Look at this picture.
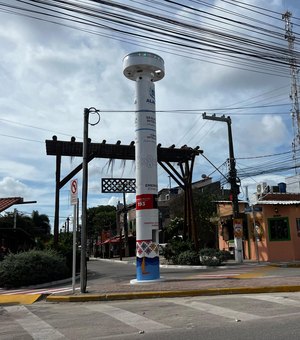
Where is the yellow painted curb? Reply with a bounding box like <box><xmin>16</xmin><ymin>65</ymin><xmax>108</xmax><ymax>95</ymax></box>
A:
<box><xmin>269</xmin><ymin>263</ymin><xmax>300</xmax><ymax>268</ymax></box>
<box><xmin>0</xmin><ymin>294</ymin><xmax>42</xmax><ymax>305</ymax></box>
<box><xmin>236</xmin><ymin>265</ymin><xmax>274</xmax><ymax>279</ymax></box>
<box><xmin>46</xmin><ymin>285</ymin><xmax>300</xmax><ymax>303</ymax></box>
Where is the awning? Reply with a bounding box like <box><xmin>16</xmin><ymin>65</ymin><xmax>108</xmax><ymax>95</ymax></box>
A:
<box><xmin>110</xmin><ymin>237</ymin><xmax>121</xmax><ymax>244</ymax></box>
<box><xmin>96</xmin><ymin>235</ymin><xmax>135</xmax><ymax>246</ymax></box>
<box><xmin>96</xmin><ymin>237</ymin><xmax>121</xmax><ymax>245</ymax></box>
<box><xmin>256</xmin><ymin>200</ymin><xmax>300</xmax><ymax>205</ymax></box>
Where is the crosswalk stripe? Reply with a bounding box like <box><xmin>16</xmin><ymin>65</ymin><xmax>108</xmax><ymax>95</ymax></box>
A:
<box><xmin>0</xmin><ymin>288</ymin><xmax>24</xmax><ymax>294</ymax></box>
<box><xmin>245</xmin><ymin>294</ymin><xmax>300</xmax><ymax>307</ymax></box>
<box><xmin>4</xmin><ymin>305</ymin><xmax>65</xmax><ymax>339</ymax></box>
<box><xmin>170</xmin><ymin>298</ymin><xmax>260</xmax><ymax>321</ymax></box>
<box><xmin>86</xmin><ymin>304</ymin><xmax>171</xmax><ymax>332</ymax></box>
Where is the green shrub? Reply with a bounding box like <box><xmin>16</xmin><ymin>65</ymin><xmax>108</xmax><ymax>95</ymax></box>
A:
<box><xmin>0</xmin><ymin>249</ymin><xmax>69</xmax><ymax>288</ymax></box>
<box><xmin>219</xmin><ymin>249</ymin><xmax>232</xmax><ymax>261</ymax></box>
<box><xmin>161</xmin><ymin>244</ymin><xmax>174</xmax><ymax>262</ymax></box>
<box><xmin>46</xmin><ymin>233</ymin><xmax>80</xmax><ymax>274</ymax></box>
<box><xmin>176</xmin><ymin>250</ymin><xmax>200</xmax><ymax>265</ymax></box>
<box><xmin>199</xmin><ymin>248</ymin><xmax>229</xmax><ymax>266</ymax></box>
<box><xmin>162</xmin><ymin>239</ymin><xmax>195</xmax><ymax>264</ymax></box>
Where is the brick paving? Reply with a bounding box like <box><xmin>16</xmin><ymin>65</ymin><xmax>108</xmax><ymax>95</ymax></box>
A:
<box><xmin>83</xmin><ymin>258</ymin><xmax>300</xmax><ymax>295</ymax></box>
<box><xmin>2</xmin><ymin>258</ymin><xmax>300</xmax><ymax>305</ymax></box>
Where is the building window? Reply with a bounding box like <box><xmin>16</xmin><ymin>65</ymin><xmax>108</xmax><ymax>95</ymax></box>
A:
<box><xmin>268</xmin><ymin>217</ymin><xmax>290</xmax><ymax>241</ymax></box>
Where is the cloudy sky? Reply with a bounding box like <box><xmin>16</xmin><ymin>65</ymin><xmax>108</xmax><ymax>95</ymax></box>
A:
<box><xmin>0</xmin><ymin>0</ymin><xmax>299</xmax><ymax>230</ymax></box>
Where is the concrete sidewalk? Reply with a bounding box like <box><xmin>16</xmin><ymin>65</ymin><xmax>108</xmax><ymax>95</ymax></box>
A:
<box><xmin>46</xmin><ymin>257</ymin><xmax>300</xmax><ymax>303</ymax></box>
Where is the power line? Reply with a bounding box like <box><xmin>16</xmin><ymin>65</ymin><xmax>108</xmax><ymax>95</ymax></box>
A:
<box><xmin>0</xmin><ymin>133</ymin><xmax>44</xmax><ymax>143</ymax></box>
<box><xmin>1</xmin><ymin>0</ymin><xmax>299</xmax><ymax>77</ymax></box>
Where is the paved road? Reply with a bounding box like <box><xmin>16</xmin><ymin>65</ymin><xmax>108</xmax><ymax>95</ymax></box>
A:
<box><xmin>2</xmin><ymin>292</ymin><xmax>300</xmax><ymax>339</ymax></box>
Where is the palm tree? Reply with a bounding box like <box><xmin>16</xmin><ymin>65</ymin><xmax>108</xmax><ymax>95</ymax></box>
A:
<box><xmin>31</xmin><ymin>210</ymin><xmax>51</xmax><ymax>239</ymax></box>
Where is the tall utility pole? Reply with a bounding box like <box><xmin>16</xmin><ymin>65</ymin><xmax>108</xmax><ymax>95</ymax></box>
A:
<box><xmin>80</xmin><ymin>108</ymin><xmax>89</xmax><ymax>294</ymax></box>
<box><xmin>283</xmin><ymin>11</ymin><xmax>300</xmax><ymax>173</ymax></box>
<box><xmin>202</xmin><ymin>113</ymin><xmax>242</xmax><ymax>263</ymax></box>
<box><xmin>80</xmin><ymin>107</ymin><xmax>100</xmax><ymax>293</ymax></box>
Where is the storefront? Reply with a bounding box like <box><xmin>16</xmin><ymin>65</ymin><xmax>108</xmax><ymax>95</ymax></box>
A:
<box><xmin>217</xmin><ymin>193</ymin><xmax>300</xmax><ymax>262</ymax></box>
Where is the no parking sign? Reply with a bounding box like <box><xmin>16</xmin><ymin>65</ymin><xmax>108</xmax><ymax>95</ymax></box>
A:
<box><xmin>70</xmin><ymin>179</ymin><xmax>78</xmax><ymax>205</ymax></box>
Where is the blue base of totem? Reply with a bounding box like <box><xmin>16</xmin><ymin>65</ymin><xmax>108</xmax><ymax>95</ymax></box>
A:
<box><xmin>136</xmin><ymin>256</ymin><xmax>160</xmax><ymax>281</ymax></box>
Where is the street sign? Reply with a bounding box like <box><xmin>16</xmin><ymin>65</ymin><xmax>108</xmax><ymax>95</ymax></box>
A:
<box><xmin>70</xmin><ymin>179</ymin><xmax>78</xmax><ymax>205</ymax></box>
<box><xmin>101</xmin><ymin>178</ymin><xmax>136</xmax><ymax>193</ymax></box>
<box><xmin>233</xmin><ymin>218</ymin><xmax>243</xmax><ymax>238</ymax></box>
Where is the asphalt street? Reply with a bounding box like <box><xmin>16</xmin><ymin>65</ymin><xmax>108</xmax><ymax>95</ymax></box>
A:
<box><xmin>2</xmin><ymin>292</ymin><xmax>300</xmax><ymax>339</ymax></box>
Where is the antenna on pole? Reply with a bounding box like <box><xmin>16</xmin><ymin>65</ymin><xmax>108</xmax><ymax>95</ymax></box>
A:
<box><xmin>283</xmin><ymin>11</ymin><xmax>300</xmax><ymax>173</ymax></box>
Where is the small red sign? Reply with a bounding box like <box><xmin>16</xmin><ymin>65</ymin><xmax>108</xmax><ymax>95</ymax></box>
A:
<box><xmin>70</xmin><ymin>179</ymin><xmax>78</xmax><ymax>205</ymax></box>
<box><xmin>136</xmin><ymin>194</ymin><xmax>157</xmax><ymax>210</ymax></box>
<box><xmin>71</xmin><ymin>180</ymin><xmax>77</xmax><ymax>194</ymax></box>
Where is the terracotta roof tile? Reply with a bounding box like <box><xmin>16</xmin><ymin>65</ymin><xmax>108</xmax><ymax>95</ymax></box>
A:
<box><xmin>259</xmin><ymin>193</ymin><xmax>300</xmax><ymax>201</ymax></box>
<box><xmin>0</xmin><ymin>197</ymin><xmax>23</xmax><ymax>213</ymax></box>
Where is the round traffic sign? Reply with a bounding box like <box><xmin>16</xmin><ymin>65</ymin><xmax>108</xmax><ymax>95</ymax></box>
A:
<box><xmin>71</xmin><ymin>179</ymin><xmax>77</xmax><ymax>194</ymax></box>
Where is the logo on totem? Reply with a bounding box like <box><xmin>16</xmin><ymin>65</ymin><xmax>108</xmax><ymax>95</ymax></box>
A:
<box><xmin>146</xmin><ymin>86</ymin><xmax>155</xmax><ymax>104</ymax></box>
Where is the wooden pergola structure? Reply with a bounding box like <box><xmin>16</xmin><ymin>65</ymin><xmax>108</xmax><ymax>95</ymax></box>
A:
<box><xmin>46</xmin><ymin>136</ymin><xmax>202</xmax><ymax>247</ymax></box>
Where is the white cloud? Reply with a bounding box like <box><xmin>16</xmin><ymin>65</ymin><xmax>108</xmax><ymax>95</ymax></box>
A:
<box><xmin>0</xmin><ymin>177</ymin><xmax>28</xmax><ymax>197</ymax></box>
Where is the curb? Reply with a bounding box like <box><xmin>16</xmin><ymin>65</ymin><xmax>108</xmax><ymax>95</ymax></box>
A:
<box><xmin>46</xmin><ymin>285</ymin><xmax>300</xmax><ymax>303</ymax></box>
<box><xmin>268</xmin><ymin>263</ymin><xmax>300</xmax><ymax>268</ymax></box>
<box><xmin>0</xmin><ymin>294</ymin><xmax>42</xmax><ymax>306</ymax></box>
<box><xmin>0</xmin><ymin>276</ymin><xmax>80</xmax><ymax>306</ymax></box>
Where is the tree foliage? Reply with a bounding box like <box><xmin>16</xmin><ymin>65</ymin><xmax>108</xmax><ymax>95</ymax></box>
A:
<box><xmin>87</xmin><ymin>205</ymin><xmax>117</xmax><ymax>241</ymax></box>
<box><xmin>0</xmin><ymin>210</ymin><xmax>51</xmax><ymax>253</ymax></box>
<box><xmin>31</xmin><ymin>210</ymin><xmax>51</xmax><ymax>238</ymax></box>
<box><xmin>168</xmin><ymin>189</ymin><xmax>220</xmax><ymax>249</ymax></box>
<box><xmin>193</xmin><ymin>191</ymin><xmax>219</xmax><ymax>249</ymax></box>
<box><xmin>165</xmin><ymin>217</ymin><xmax>184</xmax><ymax>239</ymax></box>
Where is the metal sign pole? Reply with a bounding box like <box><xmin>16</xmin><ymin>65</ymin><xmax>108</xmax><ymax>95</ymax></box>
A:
<box><xmin>72</xmin><ymin>203</ymin><xmax>77</xmax><ymax>294</ymax></box>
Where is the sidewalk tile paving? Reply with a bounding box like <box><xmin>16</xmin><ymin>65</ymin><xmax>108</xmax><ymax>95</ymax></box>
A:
<box><xmin>46</xmin><ymin>258</ymin><xmax>300</xmax><ymax>302</ymax></box>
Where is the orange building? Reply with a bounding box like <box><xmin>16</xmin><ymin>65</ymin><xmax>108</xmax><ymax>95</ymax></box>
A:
<box><xmin>217</xmin><ymin>193</ymin><xmax>300</xmax><ymax>262</ymax></box>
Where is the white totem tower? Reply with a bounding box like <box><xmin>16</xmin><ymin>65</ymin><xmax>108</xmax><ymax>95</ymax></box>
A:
<box><xmin>123</xmin><ymin>52</ymin><xmax>165</xmax><ymax>281</ymax></box>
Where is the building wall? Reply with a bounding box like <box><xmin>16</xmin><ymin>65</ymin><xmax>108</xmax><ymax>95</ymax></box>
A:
<box><xmin>246</xmin><ymin>211</ymin><xmax>269</xmax><ymax>262</ymax></box>
<box><xmin>218</xmin><ymin>201</ymin><xmax>300</xmax><ymax>262</ymax></box>
<box><xmin>260</xmin><ymin>205</ymin><xmax>300</xmax><ymax>261</ymax></box>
